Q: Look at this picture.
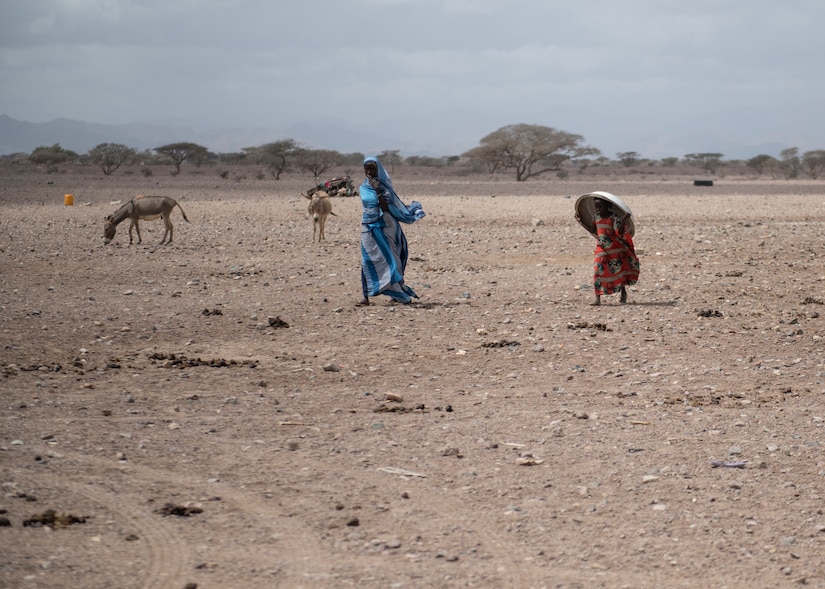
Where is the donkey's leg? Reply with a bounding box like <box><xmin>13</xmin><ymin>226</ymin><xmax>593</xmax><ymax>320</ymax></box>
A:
<box><xmin>161</xmin><ymin>213</ymin><xmax>173</xmax><ymax>245</ymax></box>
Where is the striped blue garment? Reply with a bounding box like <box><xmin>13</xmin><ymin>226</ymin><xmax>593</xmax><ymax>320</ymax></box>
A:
<box><xmin>360</xmin><ymin>156</ymin><xmax>425</xmax><ymax>303</ymax></box>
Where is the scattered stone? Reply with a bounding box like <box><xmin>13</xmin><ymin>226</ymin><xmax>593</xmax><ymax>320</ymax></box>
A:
<box><xmin>440</xmin><ymin>446</ymin><xmax>461</xmax><ymax>457</ymax></box>
<box><xmin>711</xmin><ymin>461</ymin><xmax>746</xmax><ymax>468</ymax></box>
<box><xmin>480</xmin><ymin>340</ymin><xmax>520</xmax><ymax>348</ymax></box>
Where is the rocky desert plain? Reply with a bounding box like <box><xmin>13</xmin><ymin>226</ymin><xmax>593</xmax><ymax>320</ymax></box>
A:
<box><xmin>1</xmin><ymin>164</ymin><xmax>825</xmax><ymax>589</ymax></box>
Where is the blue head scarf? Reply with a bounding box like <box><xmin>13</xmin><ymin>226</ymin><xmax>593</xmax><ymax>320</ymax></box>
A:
<box><xmin>361</xmin><ymin>156</ymin><xmax>425</xmax><ymax>225</ymax></box>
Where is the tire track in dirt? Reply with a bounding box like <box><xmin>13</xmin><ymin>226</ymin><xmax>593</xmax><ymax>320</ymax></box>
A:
<box><xmin>16</xmin><ymin>472</ymin><xmax>189</xmax><ymax>589</ymax></box>
<box><xmin>15</xmin><ymin>448</ymin><xmax>337</xmax><ymax>587</ymax></box>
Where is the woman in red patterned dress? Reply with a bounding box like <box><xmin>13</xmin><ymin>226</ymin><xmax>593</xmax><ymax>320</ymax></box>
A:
<box><xmin>580</xmin><ymin>197</ymin><xmax>640</xmax><ymax>306</ymax></box>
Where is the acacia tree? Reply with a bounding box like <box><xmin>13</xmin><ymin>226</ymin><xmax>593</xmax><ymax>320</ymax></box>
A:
<box><xmin>378</xmin><ymin>149</ymin><xmax>402</xmax><ymax>173</ymax></box>
<box><xmin>29</xmin><ymin>144</ymin><xmax>78</xmax><ymax>168</ymax></box>
<box><xmin>801</xmin><ymin>150</ymin><xmax>825</xmax><ymax>179</ymax></box>
<box><xmin>463</xmin><ymin>124</ymin><xmax>599</xmax><ymax>181</ymax></box>
<box><xmin>243</xmin><ymin>139</ymin><xmax>300</xmax><ymax>179</ymax></box>
<box><xmin>464</xmin><ymin>143</ymin><xmax>503</xmax><ymax>173</ymax></box>
<box><xmin>293</xmin><ymin>149</ymin><xmax>343</xmax><ymax>181</ymax></box>
<box><xmin>746</xmin><ymin>154</ymin><xmax>778</xmax><ymax>177</ymax></box>
<box><xmin>616</xmin><ymin>151</ymin><xmax>640</xmax><ymax>167</ymax></box>
<box><xmin>154</xmin><ymin>142</ymin><xmax>209</xmax><ymax>173</ymax></box>
<box><xmin>684</xmin><ymin>153</ymin><xmax>724</xmax><ymax>175</ymax></box>
<box><xmin>779</xmin><ymin>147</ymin><xmax>800</xmax><ymax>179</ymax></box>
<box><xmin>88</xmin><ymin>143</ymin><xmax>136</xmax><ymax>175</ymax></box>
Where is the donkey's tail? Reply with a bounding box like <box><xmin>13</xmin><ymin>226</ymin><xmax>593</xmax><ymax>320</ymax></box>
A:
<box><xmin>176</xmin><ymin>203</ymin><xmax>191</xmax><ymax>223</ymax></box>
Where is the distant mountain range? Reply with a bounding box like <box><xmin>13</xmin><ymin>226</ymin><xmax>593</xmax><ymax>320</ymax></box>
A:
<box><xmin>0</xmin><ymin>114</ymin><xmax>422</xmax><ymax>159</ymax></box>
<box><xmin>0</xmin><ymin>111</ymin><xmax>819</xmax><ymax>161</ymax></box>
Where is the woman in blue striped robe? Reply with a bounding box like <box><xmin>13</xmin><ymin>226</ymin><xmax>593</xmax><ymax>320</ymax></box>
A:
<box><xmin>357</xmin><ymin>156</ymin><xmax>425</xmax><ymax>306</ymax></box>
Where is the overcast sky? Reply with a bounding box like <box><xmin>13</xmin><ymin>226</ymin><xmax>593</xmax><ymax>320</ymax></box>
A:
<box><xmin>1</xmin><ymin>0</ymin><xmax>823</xmax><ymax>158</ymax></box>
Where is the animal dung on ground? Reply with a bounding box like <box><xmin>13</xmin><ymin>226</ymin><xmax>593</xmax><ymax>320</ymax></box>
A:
<box><xmin>268</xmin><ymin>316</ymin><xmax>289</xmax><ymax>328</ymax></box>
<box><xmin>23</xmin><ymin>509</ymin><xmax>87</xmax><ymax>528</ymax></box>
<box><xmin>157</xmin><ymin>502</ymin><xmax>203</xmax><ymax>517</ymax></box>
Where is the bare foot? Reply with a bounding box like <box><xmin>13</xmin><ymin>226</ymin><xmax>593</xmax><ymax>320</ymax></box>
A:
<box><xmin>590</xmin><ymin>297</ymin><xmax>601</xmax><ymax>306</ymax></box>
<box><xmin>355</xmin><ymin>298</ymin><xmax>370</xmax><ymax>307</ymax></box>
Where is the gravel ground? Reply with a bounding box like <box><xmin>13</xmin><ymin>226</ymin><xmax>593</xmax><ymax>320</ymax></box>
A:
<box><xmin>2</xmin><ymin>167</ymin><xmax>825</xmax><ymax>588</ymax></box>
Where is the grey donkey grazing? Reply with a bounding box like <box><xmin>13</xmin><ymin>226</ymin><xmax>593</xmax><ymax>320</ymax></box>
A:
<box><xmin>104</xmin><ymin>196</ymin><xmax>190</xmax><ymax>245</ymax></box>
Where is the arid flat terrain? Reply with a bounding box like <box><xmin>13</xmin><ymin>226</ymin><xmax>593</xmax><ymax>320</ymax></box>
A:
<box><xmin>2</xmin><ymin>167</ymin><xmax>825</xmax><ymax>588</ymax></box>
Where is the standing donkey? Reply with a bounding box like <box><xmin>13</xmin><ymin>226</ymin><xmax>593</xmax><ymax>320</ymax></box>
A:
<box><xmin>104</xmin><ymin>196</ymin><xmax>190</xmax><ymax>245</ymax></box>
<box><xmin>302</xmin><ymin>190</ymin><xmax>335</xmax><ymax>242</ymax></box>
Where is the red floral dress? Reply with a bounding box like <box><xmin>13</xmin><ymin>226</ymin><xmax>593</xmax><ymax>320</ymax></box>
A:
<box><xmin>593</xmin><ymin>214</ymin><xmax>640</xmax><ymax>296</ymax></box>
